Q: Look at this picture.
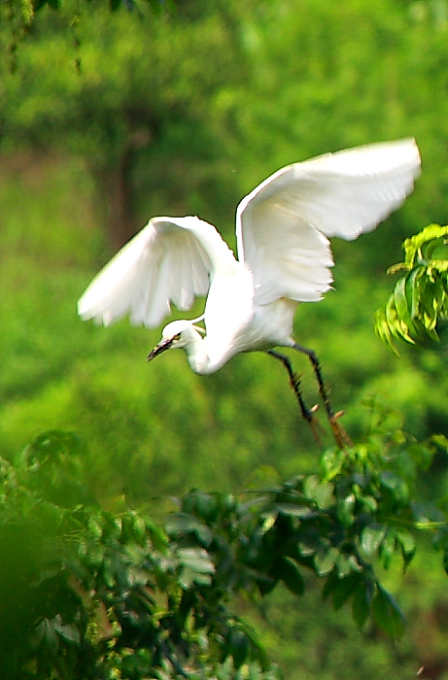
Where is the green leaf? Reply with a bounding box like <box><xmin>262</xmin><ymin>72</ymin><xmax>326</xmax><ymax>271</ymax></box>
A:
<box><xmin>298</xmin><ymin>541</ymin><xmax>316</xmax><ymax>557</ymax></box>
<box><xmin>432</xmin><ymin>434</ymin><xmax>448</xmax><ymax>452</ymax></box>
<box><xmin>179</xmin><ymin>566</ymin><xmax>212</xmax><ymax>589</ymax></box>
<box><xmin>87</xmin><ymin>514</ymin><xmax>103</xmax><ymax>539</ymax></box>
<box><xmin>371</xmin><ymin>586</ymin><xmax>405</xmax><ymax>638</ymax></box>
<box><xmin>303</xmin><ymin>475</ymin><xmax>334</xmax><ymax>509</ymax></box>
<box><xmin>177</xmin><ymin>547</ymin><xmax>215</xmax><ymax>574</ymax></box>
<box><xmin>336</xmin><ymin>554</ymin><xmax>362</xmax><ymax>578</ymax></box>
<box><xmin>226</xmin><ymin>628</ymin><xmax>250</xmax><ymax>670</ymax></box>
<box><xmin>276</xmin><ymin>503</ymin><xmax>315</xmax><ymax>518</ymax></box>
<box><xmin>165</xmin><ymin>514</ymin><xmax>213</xmax><ymax>546</ymax></box>
<box><xmin>86</xmin><ymin>542</ymin><xmax>104</xmax><ymax>569</ymax></box>
<box><xmin>279</xmin><ymin>557</ymin><xmax>305</xmax><ymax>596</ymax></box>
<box><xmin>314</xmin><ymin>547</ymin><xmax>339</xmax><ymax>576</ymax></box>
<box><xmin>177</xmin><ymin>547</ymin><xmax>215</xmax><ymax>589</ymax></box>
<box><xmin>337</xmin><ymin>493</ymin><xmax>356</xmax><ymax>526</ymax></box>
<box><xmin>358</xmin><ymin>494</ymin><xmax>378</xmax><ymax>513</ymax></box>
<box><xmin>256</xmin><ymin>573</ymin><xmax>277</xmax><ymax>596</ymax></box>
<box><xmin>352</xmin><ymin>581</ymin><xmax>372</xmax><ymax>629</ymax></box>
<box><xmin>406</xmin><ymin>265</ymin><xmax>424</xmax><ymax>320</ymax></box>
<box><xmin>393</xmin><ymin>275</ymin><xmax>417</xmax><ymax>342</ymax></box>
<box><xmin>375</xmin><ymin>308</ymin><xmax>399</xmax><ymax>354</ymax></box>
<box><xmin>380</xmin><ymin>471</ymin><xmax>409</xmax><ymax>504</ymax></box>
<box><xmin>320</xmin><ymin>447</ymin><xmax>345</xmax><ymax>480</ymax></box>
<box><xmin>331</xmin><ymin>573</ymin><xmax>362</xmax><ymax>610</ymax></box>
<box><xmin>395</xmin><ymin>530</ymin><xmax>416</xmax><ymax>569</ymax></box>
<box><xmin>379</xmin><ymin>530</ymin><xmax>397</xmax><ymax>569</ymax></box>
<box><xmin>404</xmin><ymin>225</ymin><xmax>448</xmax><ymax>266</ymax></box>
<box><xmin>53</xmin><ymin>618</ymin><xmax>81</xmax><ymax>645</ymax></box>
<box><xmin>360</xmin><ymin>525</ymin><xmax>387</xmax><ymax>557</ymax></box>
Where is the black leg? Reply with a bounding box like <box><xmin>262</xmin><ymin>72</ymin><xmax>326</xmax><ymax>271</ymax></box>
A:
<box><xmin>291</xmin><ymin>343</ymin><xmax>334</xmax><ymax>421</ymax></box>
<box><xmin>267</xmin><ymin>350</ymin><xmax>318</xmax><ymax>426</ymax></box>
<box><xmin>291</xmin><ymin>342</ymin><xmax>351</xmax><ymax>448</ymax></box>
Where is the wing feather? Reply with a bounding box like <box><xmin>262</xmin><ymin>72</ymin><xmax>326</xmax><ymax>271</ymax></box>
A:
<box><xmin>236</xmin><ymin>138</ymin><xmax>420</xmax><ymax>305</ymax></box>
<box><xmin>78</xmin><ymin>216</ymin><xmax>223</xmax><ymax>328</ymax></box>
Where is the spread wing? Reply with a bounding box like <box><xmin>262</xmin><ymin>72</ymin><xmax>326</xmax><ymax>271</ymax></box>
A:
<box><xmin>236</xmin><ymin>138</ymin><xmax>421</xmax><ymax>305</ymax></box>
<box><xmin>78</xmin><ymin>216</ymin><xmax>233</xmax><ymax>328</ymax></box>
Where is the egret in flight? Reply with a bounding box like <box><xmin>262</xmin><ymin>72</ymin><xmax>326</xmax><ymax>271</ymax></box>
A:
<box><xmin>78</xmin><ymin>139</ymin><xmax>420</xmax><ymax>444</ymax></box>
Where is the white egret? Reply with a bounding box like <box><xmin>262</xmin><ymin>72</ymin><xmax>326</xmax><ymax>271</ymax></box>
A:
<box><xmin>78</xmin><ymin>139</ymin><xmax>421</xmax><ymax>444</ymax></box>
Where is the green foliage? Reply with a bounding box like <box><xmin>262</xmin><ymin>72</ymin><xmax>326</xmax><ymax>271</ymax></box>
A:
<box><xmin>3</xmin><ymin>1</ymin><xmax>448</xmax><ymax>676</ymax></box>
<box><xmin>0</xmin><ymin>431</ymin><xmax>281</xmax><ymax>679</ymax></box>
<box><xmin>2</xmin><ymin>0</ymin><xmax>447</xmax><ymax>248</ymax></box>
<box><xmin>1</xmin><ymin>409</ymin><xmax>447</xmax><ymax>679</ymax></box>
<box><xmin>3</xmin><ymin>0</ymin><xmax>174</xmax><ymax>73</ymax></box>
<box><xmin>376</xmin><ymin>225</ymin><xmax>448</xmax><ymax>353</ymax></box>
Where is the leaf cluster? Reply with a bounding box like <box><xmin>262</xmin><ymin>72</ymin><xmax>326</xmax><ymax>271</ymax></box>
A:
<box><xmin>0</xmin><ymin>431</ymin><xmax>280</xmax><ymax>679</ymax></box>
<box><xmin>2</xmin><ymin>412</ymin><xmax>447</xmax><ymax>679</ymax></box>
<box><xmin>376</xmin><ymin>225</ymin><xmax>448</xmax><ymax>353</ymax></box>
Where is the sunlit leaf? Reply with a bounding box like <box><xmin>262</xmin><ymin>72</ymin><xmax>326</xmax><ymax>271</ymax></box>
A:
<box><xmin>361</xmin><ymin>525</ymin><xmax>386</xmax><ymax>557</ymax></box>
<box><xmin>337</xmin><ymin>493</ymin><xmax>356</xmax><ymax>526</ymax></box>
<box><xmin>432</xmin><ymin>434</ymin><xmax>448</xmax><ymax>452</ymax></box>
<box><xmin>303</xmin><ymin>475</ymin><xmax>334</xmax><ymax>509</ymax></box>
<box><xmin>165</xmin><ymin>514</ymin><xmax>213</xmax><ymax>546</ymax></box>
<box><xmin>314</xmin><ymin>547</ymin><xmax>339</xmax><ymax>576</ymax></box>
<box><xmin>276</xmin><ymin>503</ymin><xmax>315</xmax><ymax>518</ymax></box>
<box><xmin>177</xmin><ymin>547</ymin><xmax>215</xmax><ymax>574</ymax></box>
<box><xmin>336</xmin><ymin>554</ymin><xmax>362</xmax><ymax>578</ymax></box>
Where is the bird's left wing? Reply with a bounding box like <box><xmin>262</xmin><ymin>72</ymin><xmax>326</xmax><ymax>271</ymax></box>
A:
<box><xmin>78</xmin><ymin>216</ymin><xmax>228</xmax><ymax>328</ymax></box>
<box><xmin>236</xmin><ymin>138</ymin><xmax>421</xmax><ymax>305</ymax></box>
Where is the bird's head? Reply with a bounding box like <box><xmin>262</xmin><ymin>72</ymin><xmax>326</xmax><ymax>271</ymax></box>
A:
<box><xmin>147</xmin><ymin>320</ymin><xmax>205</xmax><ymax>363</ymax></box>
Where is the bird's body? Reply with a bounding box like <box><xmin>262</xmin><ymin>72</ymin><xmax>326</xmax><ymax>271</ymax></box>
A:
<box><xmin>78</xmin><ymin>139</ymin><xmax>421</xmax><ymax>437</ymax></box>
<box><xmin>187</xmin><ymin>266</ymin><xmax>299</xmax><ymax>373</ymax></box>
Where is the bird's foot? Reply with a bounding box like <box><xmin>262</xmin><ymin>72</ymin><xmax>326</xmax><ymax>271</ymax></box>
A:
<box><xmin>307</xmin><ymin>404</ymin><xmax>325</xmax><ymax>446</ymax></box>
<box><xmin>289</xmin><ymin>373</ymin><xmax>324</xmax><ymax>445</ymax></box>
<box><xmin>328</xmin><ymin>410</ymin><xmax>352</xmax><ymax>449</ymax></box>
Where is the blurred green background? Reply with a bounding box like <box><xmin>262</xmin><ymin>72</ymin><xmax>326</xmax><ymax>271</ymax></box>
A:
<box><xmin>1</xmin><ymin>0</ymin><xmax>448</xmax><ymax>677</ymax></box>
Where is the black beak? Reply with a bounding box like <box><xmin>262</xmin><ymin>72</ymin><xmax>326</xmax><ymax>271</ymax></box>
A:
<box><xmin>147</xmin><ymin>337</ymin><xmax>174</xmax><ymax>362</ymax></box>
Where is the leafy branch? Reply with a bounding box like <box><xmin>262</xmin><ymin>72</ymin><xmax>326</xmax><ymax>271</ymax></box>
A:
<box><xmin>1</xmin><ymin>412</ymin><xmax>447</xmax><ymax>678</ymax></box>
<box><xmin>375</xmin><ymin>224</ymin><xmax>448</xmax><ymax>353</ymax></box>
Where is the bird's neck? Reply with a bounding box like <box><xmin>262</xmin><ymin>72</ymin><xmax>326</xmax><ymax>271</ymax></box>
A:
<box><xmin>184</xmin><ymin>332</ymin><xmax>213</xmax><ymax>375</ymax></box>
<box><xmin>184</xmin><ymin>331</ymin><xmax>232</xmax><ymax>375</ymax></box>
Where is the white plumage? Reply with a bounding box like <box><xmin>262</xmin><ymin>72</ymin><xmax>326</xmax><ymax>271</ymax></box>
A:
<box><xmin>78</xmin><ymin>139</ymin><xmax>420</xmax><ymax>380</ymax></box>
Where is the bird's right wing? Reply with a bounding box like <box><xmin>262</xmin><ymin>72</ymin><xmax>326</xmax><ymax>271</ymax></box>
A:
<box><xmin>78</xmin><ymin>216</ymin><xmax>235</xmax><ymax>328</ymax></box>
<box><xmin>236</xmin><ymin>138</ymin><xmax>421</xmax><ymax>305</ymax></box>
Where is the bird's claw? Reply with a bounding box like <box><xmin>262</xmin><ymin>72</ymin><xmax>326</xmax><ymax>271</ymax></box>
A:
<box><xmin>329</xmin><ymin>410</ymin><xmax>352</xmax><ymax>449</ymax></box>
<box><xmin>307</xmin><ymin>404</ymin><xmax>325</xmax><ymax>447</ymax></box>
<box><xmin>300</xmin><ymin>399</ymin><xmax>352</xmax><ymax>450</ymax></box>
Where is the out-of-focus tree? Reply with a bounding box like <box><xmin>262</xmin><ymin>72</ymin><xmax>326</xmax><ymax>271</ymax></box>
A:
<box><xmin>2</xmin><ymin>0</ymin><xmax>447</xmax><ymax>256</ymax></box>
<box><xmin>1</xmin><ymin>0</ymin><xmax>253</xmax><ymax>246</ymax></box>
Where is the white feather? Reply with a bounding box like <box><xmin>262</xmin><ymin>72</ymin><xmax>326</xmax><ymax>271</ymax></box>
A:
<box><xmin>78</xmin><ymin>216</ymin><xmax>231</xmax><ymax>328</ymax></box>
<box><xmin>236</xmin><ymin>138</ymin><xmax>420</xmax><ymax>305</ymax></box>
<box><xmin>79</xmin><ymin>139</ymin><xmax>421</xmax><ymax>375</ymax></box>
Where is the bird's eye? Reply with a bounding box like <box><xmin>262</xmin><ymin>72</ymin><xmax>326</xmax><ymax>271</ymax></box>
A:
<box><xmin>173</xmin><ymin>333</ymin><xmax>181</xmax><ymax>341</ymax></box>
